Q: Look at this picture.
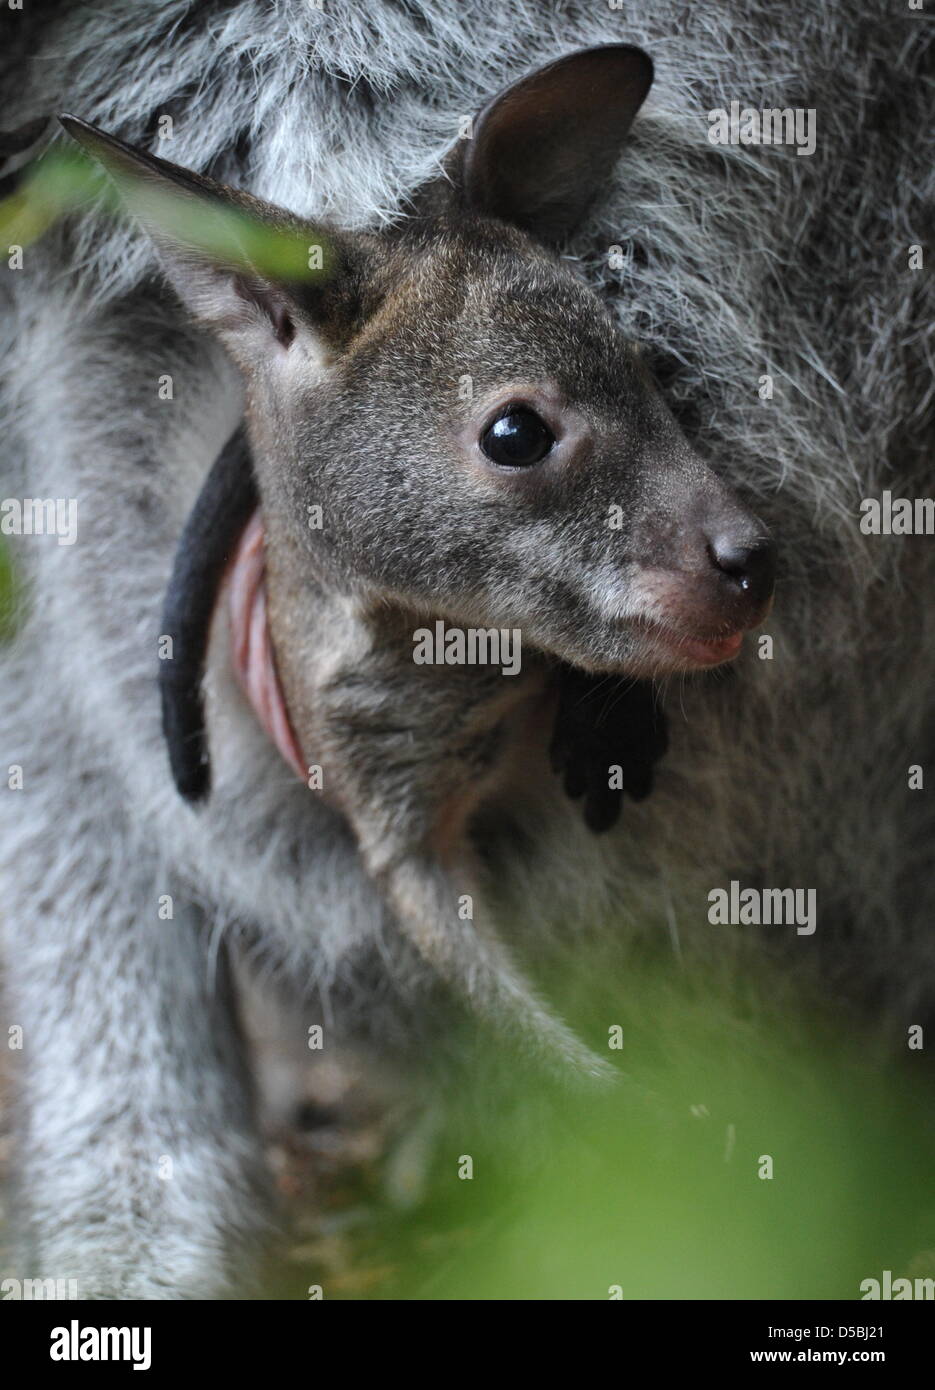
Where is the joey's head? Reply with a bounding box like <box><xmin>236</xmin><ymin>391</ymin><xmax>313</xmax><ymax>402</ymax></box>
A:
<box><xmin>303</xmin><ymin>224</ymin><xmax>775</xmax><ymax>678</ymax></box>
<box><xmin>62</xmin><ymin>44</ymin><xmax>774</xmax><ymax>684</ymax></box>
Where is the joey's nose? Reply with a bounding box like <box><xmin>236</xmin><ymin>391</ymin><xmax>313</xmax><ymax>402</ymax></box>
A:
<box><xmin>707</xmin><ymin>534</ymin><xmax>776</xmax><ymax>609</ymax></box>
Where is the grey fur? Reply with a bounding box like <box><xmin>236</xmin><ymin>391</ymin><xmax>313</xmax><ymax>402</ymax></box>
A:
<box><xmin>1</xmin><ymin>0</ymin><xmax>932</xmax><ymax>1298</ymax></box>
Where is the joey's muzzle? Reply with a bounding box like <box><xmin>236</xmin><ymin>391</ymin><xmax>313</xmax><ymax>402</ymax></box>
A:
<box><xmin>621</xmin><ymin>476</ymin><xmax>776</xmax><ymax>675</ymax></box>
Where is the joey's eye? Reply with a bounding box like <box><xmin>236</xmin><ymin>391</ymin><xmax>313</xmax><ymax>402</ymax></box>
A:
<box><xmin>480</xmin><ymin>408</ymin><xmax>555</xmax><ymax>467</ymax></box>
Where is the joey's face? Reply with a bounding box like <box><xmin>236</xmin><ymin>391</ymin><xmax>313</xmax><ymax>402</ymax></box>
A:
<box><xmin>284</xmin><ymin>229</ymin><xmax>775</xmax><ymax>678</ymax></box>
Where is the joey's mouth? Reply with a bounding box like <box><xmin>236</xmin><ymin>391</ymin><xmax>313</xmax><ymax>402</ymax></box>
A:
<box><xmin>632</xmin><ymin>618</ymin><xmax>745</xmax><ymax>671</ymax></box>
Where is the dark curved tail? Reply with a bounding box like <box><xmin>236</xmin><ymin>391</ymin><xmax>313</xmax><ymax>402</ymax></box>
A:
<box><xmin>159</xmin><ymin>424</ymin><xmax>257</xmax><ymax>802</ymax></box>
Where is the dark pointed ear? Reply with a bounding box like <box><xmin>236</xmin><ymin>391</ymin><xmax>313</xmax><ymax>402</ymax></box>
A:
<box><xmin>453</xmin><ymin>45</ymin><xmax>653</xmax><ymax>243</ymax></box>
<box><xmin>58</xmin><ymin>115</ymin><xmax>360</xmax><ymax>361</ymax></box>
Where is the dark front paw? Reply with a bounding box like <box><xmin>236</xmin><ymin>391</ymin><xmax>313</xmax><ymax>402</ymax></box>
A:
<box><xmin>550</xmin><ymin>668</ymin><xmax>668</xmax><ymax>833</ymax></box>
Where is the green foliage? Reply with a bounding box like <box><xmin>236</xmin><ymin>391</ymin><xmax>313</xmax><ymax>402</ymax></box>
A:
<box><xmin>0</xmin><ymin>535</ymin><xmax>19</xmax><ymax>643</ymax></box>
<box><xmin>0</xmin><ymin>146</ymin><xmax>333</xmax><ymax>281</ymax></box>
<box><xmin>298</xmin><ymin>957</ymin><xmax>935</xmax><ymax>1301</ymax></box>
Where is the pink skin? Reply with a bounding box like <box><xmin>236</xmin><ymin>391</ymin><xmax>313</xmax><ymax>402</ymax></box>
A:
<box><xmin>227</xmin><ymin>511</ymin><xmax>307</xmax><ymax>782</ymax></box>
<box><xmin>678</xmin><ymin>631</ymin><xmax>744</xmax><ymax>664</ymax></box>
<box><xmin>641</xmin><ymin>623</ymin><xmax>744</xmax><ymax>668</ymax></box>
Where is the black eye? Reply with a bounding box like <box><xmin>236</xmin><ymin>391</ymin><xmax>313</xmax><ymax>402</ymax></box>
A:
<box><xmin>480</xmin><ymin>408</ymin><xmax>555</xmax><ymax>467</ymax></box>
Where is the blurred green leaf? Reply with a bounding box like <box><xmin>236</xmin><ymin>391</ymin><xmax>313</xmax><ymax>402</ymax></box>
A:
<box><xmin>0</xmin><ymin>533</ymin><xmax>20</xmax><ymax>642</ymax></box>
<box><xmin>283</xmin><ymin>955</ymin><xmax>935</xmax><ymax>1301</ymax></box>
<box><xmin>0</xmin><ymin>145</ymin><xmax>333</xmax><ymax>281</ymax></box>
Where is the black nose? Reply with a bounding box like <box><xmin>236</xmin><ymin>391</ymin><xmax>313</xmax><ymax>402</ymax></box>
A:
<box><xmin>708</xmin><ymin>534</ymin><xmax>776</xmax><ymax>607</ymax></box>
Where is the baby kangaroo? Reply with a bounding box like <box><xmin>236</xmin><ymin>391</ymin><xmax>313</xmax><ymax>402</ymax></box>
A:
<box><xmin>62</xmin><ymin>46</ymin><xmax>774</xmax><ymax>1083</ymax></box>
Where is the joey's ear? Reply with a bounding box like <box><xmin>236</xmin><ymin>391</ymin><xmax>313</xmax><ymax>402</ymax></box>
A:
<box><xmin>454</xmin><ymin>45</ymin><xmax>653</xmax><ymax>243</ymax></box>
<box><xmin>58</xmin><ymin>116</ymin><xmax>358</xmax><ymax>357</ymax></box>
